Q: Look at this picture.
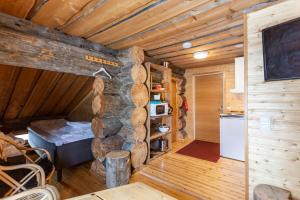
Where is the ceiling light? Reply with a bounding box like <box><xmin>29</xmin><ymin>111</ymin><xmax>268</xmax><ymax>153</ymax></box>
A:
<box><xmin>193</xmin><ymin>51</ymin><xmax>208</xmax><ymax>59</ymax></box>
<box><xmin>183</xmin><ymin>42</ymin><xmax>192</xmax><ymax>49</ymax></box>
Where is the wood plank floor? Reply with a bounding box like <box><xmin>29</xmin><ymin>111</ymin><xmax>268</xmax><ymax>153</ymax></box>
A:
<box><xmin>51</xmin><ymin>140</ymin><xmax>245</xmax><ymax>199</ymax></box>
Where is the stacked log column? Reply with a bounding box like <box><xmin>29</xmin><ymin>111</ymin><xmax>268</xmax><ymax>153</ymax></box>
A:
<box><xmin>90</xmin><ymin>77</ymin><xmax>124</xmax><ymax>177</ymax></box>
<box><xmin>176</xmin><ymin>78</ymin><xmax>187</xmax><ymax>139</ymax></box>
<box><xmin>117</xmin><ymin>47</ymin><xmax>149</xmax><ymax>170</ymax></box>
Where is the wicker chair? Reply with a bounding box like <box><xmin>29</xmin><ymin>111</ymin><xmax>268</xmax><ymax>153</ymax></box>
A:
<box><xmin>0</xmin><ymin>134</ymin><xmax>55</xmax><ymax>197</ymax></box>
<box><xmin>2</xmin><ymin>185</ymin><xmax>60</xmax><ymax>200</ymax></box>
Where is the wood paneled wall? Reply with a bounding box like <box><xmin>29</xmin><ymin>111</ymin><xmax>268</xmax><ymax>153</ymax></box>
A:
<box><xmin>0</xmin><ymin>64</ymin><xmax>93</xmax><ymax>123</ymax></box>
<box><xmin>184</xmin><ymin>64</ymin><xmax>244</xmax><ymax>139</ymax></box>
<box><xmin>246</xmin><ymin>0</ymin><xmax>300</xmax><ymax>199</ymax></box>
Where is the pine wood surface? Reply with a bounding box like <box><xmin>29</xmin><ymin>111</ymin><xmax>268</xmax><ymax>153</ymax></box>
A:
<box><xmin>51</xmin><ymin>140</ymin><xmax>245</xmax><ymax>200</ymax></box>
<box><xmin>0</xmin><ymin>0</ymin><xmax>278</xmax><ymax>68</ymax></box>
<box><xmin>246</xmin><ymin>0</ymin><xmax>300</xmax><ymax>199</ymax></box>
<box><xmin>194</xmin><ymin>74</ymin><xmax>223</xmax><ymax>143</ymax></box>
<box><xmin>0</xmin><ymin>64</ymin><xmax>93</xmax><ymax>122</ymax></box>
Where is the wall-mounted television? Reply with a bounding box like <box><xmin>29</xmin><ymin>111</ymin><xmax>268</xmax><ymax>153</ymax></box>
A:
<box><xmin>262</xmin><ymin>17</ymin><xmax>300</xmax><ymax>81</ymax></box>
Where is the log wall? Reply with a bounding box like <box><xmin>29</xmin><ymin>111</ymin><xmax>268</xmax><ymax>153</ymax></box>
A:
<box><xmin>246</xmin><ymin>0</ymin><xmax>300</xmax><ymax>199</ymax></box>
<box><xmin>117</xmin><ymin>47</ymin><xmax>148</xmax><ymax>169</ymax></box>
<box><xmin>91</xmin><ymin>47</ymin><xmax>149</xmax><ymax>176</ymax></box>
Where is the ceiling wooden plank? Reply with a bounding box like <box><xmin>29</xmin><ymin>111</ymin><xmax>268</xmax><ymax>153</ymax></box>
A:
<box><xmin>108</xmin><ymin>0</ymin><xmax>267</xmax><ymax>50</ymax></box>
<box><xmin>153</xmin><ymin>36</ymin><xmax>243</xmax><ymax>59</ymax></box>
<box><xmin>0</xmin><ymin>0</ymin><xmax>35</xmax><ymax>18</ymax></box>
<box><xmin>183</xmin><ymin>58</ymin><xmax>235</xmax><ymax>68</ymax></box>
<box><xmin>89</xmin><ymin>0</ymin><xmax>211</xmax><ymax>44</ymax></box>
<box><xmin>18</xmin><ymin>71</ymin><xmax>62</xmax><ymax>118</ymax></box>
<box><xmin>0</xmin><ymin>65</ymin><xmax>21</xmax><ymax>119</ymax></box>
<box><xmin>36</xmin><ymin>73</ymin><xmax>77</xmax><ymax>116</ymax></box>
<box><xmin>51</xmin><ymin>76</ymin><xmax>90</xmax><ymax>115</ymax></box>
<box><xmin>26</xmin><ymin>0</ymin><xmax>48</xmax><ymax>20</ymax></box>
<box><xmin>108</xmin><ymin>0</ymin><xmax>229</xmax><ymax>49</ymax></box>
<box><xmin>62</xmin><ymin>0</ymin><xmax>155</xmax><ymax>37</ymax></box>
<box><xmin>64</xmin><ymin>78</ymin><xmax>94</xmax><ymax>114</ymax></box>
<box><xmin>175</xmin><ymin>51</ymin><xmax>243</xmax><ymax>66</ymax></box>
<box><xmin>166</xmin><ymin>45</ymin><xmax>243</xmax><ymax>62</ymax></box>
<box><xmin>32</xmin><ymin>0</ymin><xmax>94</xmax><ymax>28</ymax></box>
<box><xmin>3</xmin><ymin>68</ymin><xmax>42</xmax><ymax>120</ymax></box>
<box><xmin>142</xmin><ymin>15</ymin><xmax>242</xmax><ymax>50</ymax></box>
<box><xmin>148</xmin><ymin>26</ymin><xmax>243</xmax><ymax>56</ymax></box>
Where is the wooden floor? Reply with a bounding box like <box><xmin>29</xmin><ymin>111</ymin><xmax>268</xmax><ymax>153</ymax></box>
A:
<box><xmin>52</xmin><ymin>140</ymin><xmax>245</xmax><ymax>200</ymax></box>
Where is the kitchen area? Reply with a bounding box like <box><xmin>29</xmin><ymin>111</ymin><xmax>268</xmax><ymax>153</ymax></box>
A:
<box><xmin>184</xmin><ymin>56</ymin><xmax>245</xmax><ymax>162</ymax></box>
<box><xmin>220</xmin><ymin>57</ymin><xmax>245</xmax><ymax>161</ymax></box>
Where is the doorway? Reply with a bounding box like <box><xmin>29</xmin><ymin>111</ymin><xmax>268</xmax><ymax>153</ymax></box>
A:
<box><xmin>194</xmin><ymin>73</ymin><xmax>223</xmax><ymax>143</ymax></box>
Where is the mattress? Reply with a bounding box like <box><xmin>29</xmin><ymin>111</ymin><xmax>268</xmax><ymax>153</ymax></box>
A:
<box><xmin>29</xmin><ymin>119</ymin><xmax>94</xmax><ymax>146</ymax></box>
<box><xmin>27</xmin><ymin>119</ymin><xmax>94</xmax><ymax>169</ymax></box>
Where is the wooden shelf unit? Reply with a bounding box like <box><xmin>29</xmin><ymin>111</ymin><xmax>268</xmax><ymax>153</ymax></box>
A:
<box><xmin>145</xmin><ymin>62</ymin><xmax>173</xmax><ymax>163</ymax></box>
<box><xmin>150</xmin><ymin>131</ymin><xmax>171</xmax><ymax>140</ymax></box>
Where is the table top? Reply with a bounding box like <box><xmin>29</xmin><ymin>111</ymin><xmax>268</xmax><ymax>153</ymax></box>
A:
<box><xmin>67</xmin><ymin>182</ymin><xmax>177</xmax><ymax>200</ymax></box>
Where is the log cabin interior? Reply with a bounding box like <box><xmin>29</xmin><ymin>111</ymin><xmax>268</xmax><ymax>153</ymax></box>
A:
<box><xmin>0</xmin><ymin>0</ymin><xmax>299</xmax><ymax>200</ymax></box>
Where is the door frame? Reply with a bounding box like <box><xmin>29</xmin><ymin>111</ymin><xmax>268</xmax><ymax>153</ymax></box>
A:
<box><xmin>192</xmin><ymin>72</ymin><xmax>225</xmax><ymax>140</ymax></box>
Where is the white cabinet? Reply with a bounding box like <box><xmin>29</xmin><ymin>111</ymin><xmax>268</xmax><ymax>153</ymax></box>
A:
<box><xmin>220</xmin><ymin>116</ymin><xmax>245</xmax><ymax>161</ymax></box>
<box><xmin>230</xmin><ymin>57</ymin><xmax>244</xmax><ymax>93</ymax></box>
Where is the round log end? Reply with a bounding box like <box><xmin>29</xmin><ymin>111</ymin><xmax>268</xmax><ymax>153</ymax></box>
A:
<box><xmin>131</xmin><ymin>107</ymin><xmax>147</xmax><ymax>126</ymax></box>
<box><xmin>131</xmin><ymin>84</ymin><xmax>149</xmax><ymax>107</ymax></box>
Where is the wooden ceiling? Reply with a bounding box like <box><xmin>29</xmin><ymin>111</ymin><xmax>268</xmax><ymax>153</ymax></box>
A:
<box><xmin>0</xmin><ymin>0</ymin><xmax>277</xmax><ymax>69</ymax></box>
<box><xmin>0</xmin><ymin>64</ymin><xmax>93</xmax><ymax>121</ymax></box>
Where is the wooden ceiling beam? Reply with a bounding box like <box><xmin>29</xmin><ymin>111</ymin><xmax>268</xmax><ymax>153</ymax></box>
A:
<box><xmin>142</xmin><ymin>15</ymin><xmax>243</xmax><ymax>50</ymax></box>
<box><xmin>88</xmin><ymin>0</ymin><xmax>211</xmax><ymax>44</ymax></box>
<box><xmin>0</xmin><ymin>13</ymin><xmax>120</xmax><ymax>77</ymax></box>
<box><xmin>165</xmin><ymin>46</ymin><xmax>243</xmax><ymax>62</ymax></box>
<box><xmin>175</xmin><ymin>51</ymin><xmax>243</xmax><ymax>66</ymax></box>
<box><xmin>108</xmin><ymin>0</ymin><xmax>267</xmax><ymax>50</ymax></box>
<box><xmin>153</xmin><ymin>36</ymin><xmax>243</xmax><ymax>59</ymax></box>
<box><xmin>183</xmin><ymin>58</ymin><xmax>235</xmax><ymax>68</ymax></box>
<box><xmin>31</xmin><ymin>0</ymin><xmax>94</xmax><ymax>28</ymax></box>
<box><xmin>0</xmin><ymin>12</ymin><xmax>117</xmax><ymax>55</ymax></box>
<box><xmin>147</xmin><ymin>26</ymin><xmax>243</xmax><ymax>56</ymax></box>
<box><xmin>61</xmin><ymin>0</ymin><xmax>156</xmax><ymax>37</ymax></box>
<box><xmin>26</xmin><ymin>0</ymin><xmax>49</xmax><ymax>20</ymax></box>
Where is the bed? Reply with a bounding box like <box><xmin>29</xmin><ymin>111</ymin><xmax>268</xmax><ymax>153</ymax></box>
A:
<box><xmin>27</xmin><ymin>119</ymin><xmax>94</xmax><ymax>181</ymax></box>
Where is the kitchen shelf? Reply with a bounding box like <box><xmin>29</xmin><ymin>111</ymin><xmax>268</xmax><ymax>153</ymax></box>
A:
<box><xmin>150</xmin><ymin>131</ymin><xmax>170</xmax><ymax>140</ymax></box>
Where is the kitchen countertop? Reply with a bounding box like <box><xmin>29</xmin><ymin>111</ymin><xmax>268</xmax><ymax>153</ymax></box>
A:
<box><xmin>220</xmin><ymin>113</ymin><xmax>244</xmax><ymax>118</ymax></box>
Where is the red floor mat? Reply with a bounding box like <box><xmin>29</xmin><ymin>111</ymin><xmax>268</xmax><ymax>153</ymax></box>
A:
<box><xmin>176</xmin><ymin>140</ymin><xmax>220</xmax><ymax>162</ymax></box>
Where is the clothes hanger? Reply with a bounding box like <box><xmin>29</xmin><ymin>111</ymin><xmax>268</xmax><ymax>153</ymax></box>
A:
<box><xmin>92</xmin><ymin>67</ymin><xmax>112</xmax><ymax>79</ymax></box>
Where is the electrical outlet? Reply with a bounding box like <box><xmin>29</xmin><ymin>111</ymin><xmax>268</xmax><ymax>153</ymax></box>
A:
<box><xmin>259</xmin><ymin>116</ymin><xmax>271</xmax><ymax>132</ymax></box>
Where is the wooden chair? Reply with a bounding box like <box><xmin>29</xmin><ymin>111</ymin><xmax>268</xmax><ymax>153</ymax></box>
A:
<box><xmin>0</xmin><ymin>134</ymin><xmax>55</xmax><ymax>197</ymax></box>
<box><xmin>2</xmin><ymin>185</ymin><xmax>60</xmax><ymax>200</ymax></box>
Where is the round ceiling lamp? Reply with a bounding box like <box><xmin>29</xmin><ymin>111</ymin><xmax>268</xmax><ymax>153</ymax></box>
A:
<box><xmin>182</xmin><ymin>42</ymin><xmax>192</xmax><ymax>49</ymax></box>
<box><xmin>193</xmin><ymin>51</ymin><xmax>208</xmax><ymax>59</ymax></box>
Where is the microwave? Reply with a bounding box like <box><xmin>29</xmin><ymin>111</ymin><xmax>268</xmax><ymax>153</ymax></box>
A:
<box><xmin>150</xmin><ymin>101</ymin><xmax>168</xmax><ymax>117</ymax></box>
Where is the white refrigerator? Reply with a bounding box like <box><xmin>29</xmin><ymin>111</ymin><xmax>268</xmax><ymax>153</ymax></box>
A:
<box><xmin>220</xmin><ymin>116</ymin><xmax>245</xmax><ymax>161</ymax></box>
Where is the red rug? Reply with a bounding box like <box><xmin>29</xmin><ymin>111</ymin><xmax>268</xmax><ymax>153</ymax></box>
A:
<box><xmin>176</xmin><ymin>140</ymin><xmax>220</xmax><ymax>162</ymax></box>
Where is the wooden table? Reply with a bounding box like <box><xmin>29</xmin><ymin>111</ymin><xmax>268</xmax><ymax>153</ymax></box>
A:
<box><xmin>67</xmin><ymin>182</ymin><xmax>177</xmax><ymax>200</ymax></box>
